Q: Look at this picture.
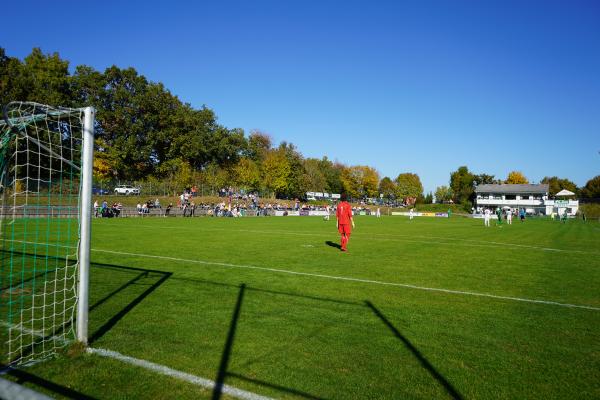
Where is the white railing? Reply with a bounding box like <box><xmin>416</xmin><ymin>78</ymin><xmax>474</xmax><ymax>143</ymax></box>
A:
<box><xmin>545</xmin><ymin>200</ymin><xmax>579</xmax><ymax>206</ymax></box>
<box><xmin>476</xmin><ymin>199</ymin><xmax>543</xmax><ymax>206</ymax></box>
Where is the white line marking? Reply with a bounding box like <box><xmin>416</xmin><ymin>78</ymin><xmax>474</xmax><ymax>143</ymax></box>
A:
<box><xmin>91</xmin><ymin>248</ymin><xmax>600</xmax><ymax>311</ymax></box>
<box><xmin>101</xmin><ymin>223</ymin><xmax>600</xmax><ymax>255</ymax></box>
<box><xmin>87</xmin><ymin>347</ymin><xmax>274</xmax><ymax>400</ymax></box>
<box><xmin>7</xmin><ymin>239</ymin><xmax>599</xmax><ymax>310</ymax></box>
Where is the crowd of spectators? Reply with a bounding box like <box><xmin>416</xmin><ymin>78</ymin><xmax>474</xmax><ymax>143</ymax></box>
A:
<box><xmin>94</xmin><ymin>200</ymin><xmax>123</xmax><ymax>218</ymax></box>
<box><xmin>93</xmin><ymin>185</ymin><xmax>377</xmax><ymax>218</ymax></box>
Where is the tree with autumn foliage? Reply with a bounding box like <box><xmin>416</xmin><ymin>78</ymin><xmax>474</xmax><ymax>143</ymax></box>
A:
<box><xmin>339</xmin><ymin>165</ymin><xmax>380</xmax><ymax>199</ymax></box>
<box><xmin>505</xmin><ymin>171</ymin><xmax>529</xmax><ymax>184</ymax></box>
<box><xmin>232</xmin><ymin>157</ymin><xmax>261</xmax><ymax>192</ymax></box>
<box><xmin>261</xmin><ymin>148</ymin><xmax>291</xmax><ymax>197</ymax></box>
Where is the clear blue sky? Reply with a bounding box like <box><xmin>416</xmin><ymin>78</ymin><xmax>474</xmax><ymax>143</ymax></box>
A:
<box><xmin>2</xmin><ymin>0</ymin><xmax>599</xmax><ymax>193</ymax></box>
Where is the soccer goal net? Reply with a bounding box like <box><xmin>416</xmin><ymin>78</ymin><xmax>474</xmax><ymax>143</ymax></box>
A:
<box><xmin>0</xmin><ymin>102</ymin><xmax>94</xmax><ymax>367</ymax></box>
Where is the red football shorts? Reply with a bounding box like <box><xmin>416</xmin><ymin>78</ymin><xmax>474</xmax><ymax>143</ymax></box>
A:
<box><xmin>338</xmin><ymin>224</ymin><xmax>352</xmax><ymax>235</ymax></box>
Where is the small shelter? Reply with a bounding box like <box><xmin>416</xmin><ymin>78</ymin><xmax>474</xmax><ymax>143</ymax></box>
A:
<box><xmin>553</xmin><ymin>189</ymin><xmax>578</xmax><ymax>217</ymax></box>
<box><xmin>555</xmin><ymin>189</ymin><xmax>575</xmax><ymax>197</ymax></box>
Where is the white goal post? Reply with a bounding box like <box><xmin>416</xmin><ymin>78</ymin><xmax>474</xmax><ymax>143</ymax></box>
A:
<box><xmin>0</xmin><ymin>102</ymin><xmax>94</xmax><ymax>366</ymax></box>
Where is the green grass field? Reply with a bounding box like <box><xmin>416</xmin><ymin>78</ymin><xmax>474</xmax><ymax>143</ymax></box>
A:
<box><xmin>3</xmin><ymin>215</ymin><xmax>600</xmax><ymax>399</ymax></box>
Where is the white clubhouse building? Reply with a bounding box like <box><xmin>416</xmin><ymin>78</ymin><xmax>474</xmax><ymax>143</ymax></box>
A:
<box><xmin>474</xmin><ymin>184</ymin><xmax>579</xmax><ymax>216</ymax></box>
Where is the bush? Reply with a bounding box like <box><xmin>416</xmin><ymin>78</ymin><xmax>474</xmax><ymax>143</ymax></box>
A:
<box><xmin>579</xmin><ymin>203</ymin><xmax>600</xmax><ymax>220</ymax></box>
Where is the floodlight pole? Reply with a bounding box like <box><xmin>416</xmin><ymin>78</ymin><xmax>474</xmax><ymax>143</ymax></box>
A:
<box><xmin>77</xmin><ymin>107</ymin><xmax>95</xmax><ymax>344</ymax></box>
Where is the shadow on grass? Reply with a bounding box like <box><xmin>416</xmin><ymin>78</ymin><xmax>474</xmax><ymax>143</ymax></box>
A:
<box><xmin>211</xmin><ymin>282</ymin><xmax>327</xmax><ymax>400</ymax></box>
<box><xmin>0</xmin><ymin>248</ymin><xmax>171</xmax><ymax>347</ymax></box>
<box><xmin>365</xmin><ymin>300</ymin><xmax>464</xmax><ymax>400</ymax></box>
<box><xmin>0</xmin><ymin>249</ymin><xmax>68</xmax><ymax>291</ymax></box>
<box><xmin>170</xmin><ymin>275</ymin><xmax>361</xmax><ymax>307</ymax></box>
<box><xmin>0</xmin><ymin>252</ymin><xmax>172</xmax><ymax>397</ymax></box>
<box><xmin>88</xmin><ymin>263</ymin><xmax>172</xmax><ymax>344</ymax></box>
<box><xmin>212</xmin><ymin>283</ymin><xmax>245</xmax><ymax>400</ymax></box>
<box><xmin>325</xmin><ymin>240</ymin><xmax>341</xmax><ymax>249</ymax></box>
<box><xmin>228</xmin><ymin>372</ymin><xmax>326</xmax><ymax>400</ymax></box>
<box><xmin>1</xmin><ymin>366</ymin><xmax>98</xmax><ymax>400</ymax></box>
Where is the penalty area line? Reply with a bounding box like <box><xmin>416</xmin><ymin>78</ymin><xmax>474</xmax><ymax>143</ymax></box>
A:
<box><xmin>87</xmin><ymin>347</ymin><xmax>274</xmax><ymax>400</ymax></box>
<box><xmin>92</xmin><ymin>248</ymin><xmax>600</xmax><ymax>311</ymax></box>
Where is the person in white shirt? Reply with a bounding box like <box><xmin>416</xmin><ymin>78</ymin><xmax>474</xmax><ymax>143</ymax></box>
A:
<box><xmin>409</xmin><ymin>208</ymin><xmax>414</xmax><ymax>220</ymax></box>
<box><xmin>376</xmin><ymin>207</ymin><xmax>381</xmax><ymax>218</ymax></box>
<box><xmin>484</xmin><ymin>208</ymin><xmax>491</xmax><ymax>227</ymax></box>
<box><xmin>506</xmin><ymin>208</ymin><xmax>513</xmax><ymax>225</ymax></box>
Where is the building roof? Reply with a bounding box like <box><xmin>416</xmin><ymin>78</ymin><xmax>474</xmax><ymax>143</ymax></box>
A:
<box><xmin>474</xmin><ymin>184</ymin><xmax>549</xmax><ymax>194</ymax></box>
<box><xmin>555</xmin><ymin>189</ymin><xmax>575</xmax><ymax>196</ymax></box>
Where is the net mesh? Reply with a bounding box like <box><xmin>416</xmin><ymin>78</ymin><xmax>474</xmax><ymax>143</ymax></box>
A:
<box><xmin>0</xmin><ymin>102</ymin><xmax>86</xmax><ymax>366</ymax></box>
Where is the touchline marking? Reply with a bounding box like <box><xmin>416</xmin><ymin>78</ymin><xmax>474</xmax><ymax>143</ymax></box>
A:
<box><xmin>92</xmin><ymin>248</ymin><xmax>600</xmax><ymax>311</ymax></box>
<box><xmin>5</xmin><ymin>239</ymin><xmax>598</xmax><ymax>310</ymax></box>
<box><xmin>98</xmin><ymin>223</ymin><xmax>598</xmax><ymax>254</ymax></box>
<box><xmin>87</xmin><ymin>347</ymin><xmax>274</xmax><ymax>400</ymax></box>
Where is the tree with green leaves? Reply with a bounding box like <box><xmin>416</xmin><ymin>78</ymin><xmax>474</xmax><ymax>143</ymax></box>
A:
<box><xmin>303</xmin><ymin>158</ymin><xmax>328</xmax><ymax>193</ymax></box>
<box><xmin>245</xmin><ymin>131</ymin><xmax>272</xmax><ymax>162</ymax></box>
<box><xmin>0</xmin><ymin>47</ymin><xmax>72</xmax><ymax>107</ymax></box>
<box><xmin>395</xmin><ymin>173</ymin><xmax>423</xmax><ymax>202</ymax></box>
<box><xmin>2</xmin><ymin>47</ymin><xmax>397</xmax><ymax>201</ymax></box>
<box><xmin>318</xmin><ymin>157</ymin><xmax>344</xmax><ymax>194</ymax></box>
<box><xmin>435</xmin><ymin>185</ymin><xmax>453</xmax><ymax>203</ymax></box>
<box><xmin>541</xmin><ymin>176</ymin><xmax>578</xmax><ymax>197</ymax></box>
<box><xmin>378</xmin><ymin>176</ymin><xmax>396</xmax><ymax>199</ymax></box>
<box><xmin>580</xmin><ymin>175</ymin><xmax>600</xmax><ymax>199</ymax></box>
<box><xmin>450</xmin><ymin>166</ymin><xmax>474</xmax><ymax>204</ymax></box>
<box><xmin>422</xmin><ymin>192</ymin><xmax>433</xmax><ymax>204</ymax></box>
<box><xmin>276</xmin><ymin>142</ymin><xmax>307</xmax><ymax>198</ymax></box>
<box><xmin>200</xmin><ymin>162</ymin><xmax>230</xmax><ymax>194</ymax></box>
<box><xmin>472</xmin><ymin>173</ymin><xmax>496</xmax><ymax>186</ymax></box>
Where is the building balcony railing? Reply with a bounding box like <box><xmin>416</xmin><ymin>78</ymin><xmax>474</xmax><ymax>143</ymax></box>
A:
<box><xmin>476</xmin><ymin>199</ymin><xmax>544</xmax><ymax>206</ymax></box>
<box><xmin>545</xmin><ymin>200</ymin><xmax>579</xmax><ymax>206</ymax></box>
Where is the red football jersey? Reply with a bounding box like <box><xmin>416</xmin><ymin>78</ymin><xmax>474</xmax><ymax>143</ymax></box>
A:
<box><xmin>336</xmin><ymin>201</ymin><xmax>353</xmax><ymax>225</ymax></box>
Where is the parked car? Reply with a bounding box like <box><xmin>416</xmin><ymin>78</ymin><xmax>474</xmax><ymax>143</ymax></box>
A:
<box><xmin>92</xmin><ymin>186</ymin><xmax>110</xmax><ymax>195</ymax></box>
<box><xmin>114</xmin><ymin>185</ymin><xmax>140</xmax><ymax>195</ymax></box>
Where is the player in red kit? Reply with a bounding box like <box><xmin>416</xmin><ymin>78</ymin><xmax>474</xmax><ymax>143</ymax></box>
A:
<box><xmin>336</xmin><ymin>193</ymin><xmax>355</xmax><ymax>252</ymax></box>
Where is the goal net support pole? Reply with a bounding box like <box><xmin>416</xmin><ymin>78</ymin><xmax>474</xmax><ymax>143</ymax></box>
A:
<box><xmin>77</xmin><ymin>107</ymin><xmax>94</xmax><ymax>345</ymax></box>
<box><xmin>0</xmin><ymin>102</ymin><xmax>95</xmax><ymax>366</ymax></box>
